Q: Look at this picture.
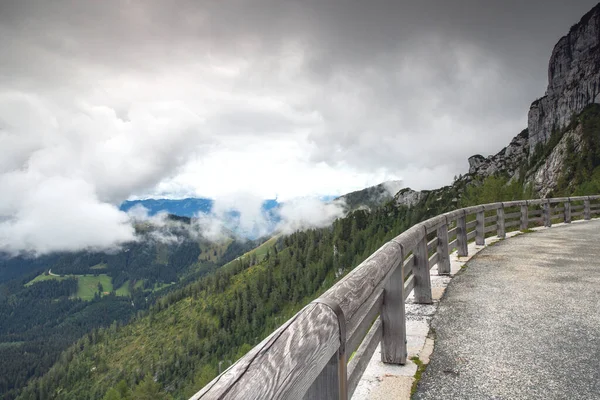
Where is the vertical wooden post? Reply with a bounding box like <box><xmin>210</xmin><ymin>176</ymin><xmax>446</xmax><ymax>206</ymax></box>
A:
<box><xmin>544</xmin><ymin>201</ymin><xmax>552</xmax><ymax>227</ymax></box>
<box><xmin>564</xmin><ymin>199</ymin><xmax>571</xmax><ymax>223</ymax></box>
<box><xmin>304</xmin><ymin>353</ymin><xmax>340</xmax><ymax>400</ymax></box>
<box><xmin>456</xmin><ymin>212</ymin><xmax>468</xmax><ymax>257</ymax></box>
<box><xmin>381</xmin><ymin>244</ymin><xmax>407</xmax><ymax>365</ymax></box>
<box><xmin>496</xmin><ymin>205</ymin><xmax>506</xmax><ymax>239</ymax></box>
<box><xmin>475</xmin><ymin>210</ymin><xmax>485</xmax><ymax>246</ymax></box>
<box><xmin>520</xmin><ymin>203</ymin><xmax>528</xmax><ymax>231</ymax></box>
<box><xmin>412</xmin><ymin>227</ymin><xmax>432</xmax><ymax>304</ymax></box>
<box><xmin>436</xmin><ymin>219</ymin><xmax>451</xmax><ymax>275</ymax></box>
<box><xmin>584</xmin><ymin>197</ymin><xmax>591</xmax><ymax>220</ymax></box>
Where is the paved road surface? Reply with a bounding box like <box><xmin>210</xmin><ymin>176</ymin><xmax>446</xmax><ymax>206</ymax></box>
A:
<box><xmin>414</xmin><ymin>221</ymin><xmax>600</xmax><ymax>400</ymax></box>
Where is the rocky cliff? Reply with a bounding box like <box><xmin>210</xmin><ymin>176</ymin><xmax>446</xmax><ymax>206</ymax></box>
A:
<box><xmin>528</xmin><ymin>3</ymin><xmax>600</xmax><ymax>153</ymax></box>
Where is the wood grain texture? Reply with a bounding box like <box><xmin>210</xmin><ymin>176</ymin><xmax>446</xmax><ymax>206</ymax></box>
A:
<box><xmin>428</xmin><ymin>252</ymin><xmax>439</xmax><ymax>268</ymax></box>
<box><xmin>504</xmin><ymin>211</ymin><xmax>522</xmax><ymax>219</ymax></box>
<box><xmin>346</xmin><ymin>290</ymin><xmax>383</xmax><ymax>356</ymax></box>
<box><xmin>502</xmin><ymin>200</ymin><xmax>527</xmax><ymax>208</ymax></box>
<box><xmin>505</xmin><ymin>220</ymin><xmax>521</xmax><ymax>228</ymax></box>
<box><xmin>404</xmin><ymin>275</ymin><xmax>415</xmax><ymax>301</ymax></box>
<box><xmin>548</xmin><ymin>197</ymin><xmax>569</xmax><ymax>203</ymax></box>
<box><xmin>436</xmin><ymin>223</ymin><xmax>451</xmax><ymax>275</ymax></box>
<box><xmin>585</xmin><ymin>199</ymin><xmax>591</xmax><ymax>220</ymax></box>
<box><xmin>476</xmin><ymin>211</ymin><xmax>485</xmax><ymax>246</ymax></box>
<box><xmin>412</xmin><ymin>229</ymin><xmax>432</xmax><ymax>304</ymax></box>
<box><xmin>447</xmin><ymin>227</ymin><xmax>457</xmax><ymax>239</ymax></box>
<box><xmin>348</xmin><ymin>318</ymin><xmax>382</xmax><ymax>398</ymax></box>
<box><xmin>321</xmin><ymin>241</ymin><xmax>401</xmax><ymax>346</ymax></box>
<box><xmin>457</xmin><ymin>215</ymin><xmax>468</xmax><ymax>257</ymax></box>
<box><xmin>448</xmin><ymin>238</ymin><xmax>458</xmax><ymax>250</ymax></box>
<box><xmin>520</xmin><ymin>204</ymin><xmax>528</xmax><ymax>230</ymax></box>
<box><xmin>303</xmin><ymin>352</ymin><xmax>340</xmax><ymax>400</ymax></box>
<box><xmin>564</xmin><ymin>200</ymin><xmax>572</xmax><ymax>223</ymax></box>
<box><xmin>484</xmin><ymin>224</ymin><xmax>497</xmax><ymax>234</ymax></box>
<box><xmin>420</xmin><ymin>215</ymin><xmax>446</xmax><ymax>235</ymax></box>
<box><xmin>482</xmin><ymin>203</ymin><xmax>502</xmax><ymax>211</ymax></box>
<box><xmin>484</xmin><ymin>215</ymin><xmax>498</xmax><ymax>224</ymax></box>
<box><xmin>381</xmin><ymin>256</ymin><xmax>407</xmax><ymax>364</ymax></box>
<box><xmin>392</xmin><ymin>225</ymin><xmax>424</xmax><ymax>254</ymax></box>
<box><xmin>543</xmin><ymin>202</ymin><xmax>551</xmax><ymax>227</ymax></box>
<box><xmin>193</xmin><ymin>303</ymin><xmax>339</xmax><ymax>400</ymax></box>
<box><xmin>427</xmin><ymin>236</ymin><xmax>438</xmax><ymax>254</ymax></box>
<box><xmin>496</xmin><ymin>207</ymin><xmax>506</xmax><ymax>239</ymax></box>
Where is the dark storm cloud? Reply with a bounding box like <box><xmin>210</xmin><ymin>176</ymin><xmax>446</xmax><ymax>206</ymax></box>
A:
<box><xmin>0</xmin><ymin>0</ymin><xmax>598</xmax><ymax>254</ymax></box>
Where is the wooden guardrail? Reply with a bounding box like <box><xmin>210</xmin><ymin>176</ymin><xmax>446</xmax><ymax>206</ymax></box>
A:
<box><xmin>191</xmin><ymin>195</ymin><xmax>600</xmax><ymax>400</ymax></box>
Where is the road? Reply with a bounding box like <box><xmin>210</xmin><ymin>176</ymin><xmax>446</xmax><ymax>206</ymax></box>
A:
<box><xmin>414</xmin><ymin>221</ymin><xmax>600</xmax><ymax>399</ymax></box>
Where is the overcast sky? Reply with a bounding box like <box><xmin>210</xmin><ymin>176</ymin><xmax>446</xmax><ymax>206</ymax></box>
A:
<box><xmin>1</xmin><ymin>0</ymin><xmax>598</xmax><ymax>254</ymax></box>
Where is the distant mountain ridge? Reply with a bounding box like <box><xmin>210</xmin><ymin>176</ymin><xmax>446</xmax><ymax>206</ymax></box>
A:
<box><xmin>120</xmin><ymin>198</ymin><xmax>280</xmax><ymax>217</ymax></box>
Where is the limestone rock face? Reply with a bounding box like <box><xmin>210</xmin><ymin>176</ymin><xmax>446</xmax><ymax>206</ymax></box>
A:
<box><xmin>464</xmin><ymin>129</ymin><xmax>529</xmax><ymax>180</ymax></box>
<box><xmin>531</xmin><ymin>127</ymin><xmax>583</xmax><ymax>197</ymax></box>
<box><xmin>394</xmin><ymin>188</ymin><xmax>424</xmax><ymax>207</ymax></box>
<box><xmin>528</xmin><ymin>4</ymin><xmax>600</xmax><ymax>153</ymax></box>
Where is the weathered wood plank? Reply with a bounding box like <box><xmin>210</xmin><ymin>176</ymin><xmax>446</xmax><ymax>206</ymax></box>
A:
<box><xmin>346</xmin><ymin>290</ymin><xmax>383</xmax><ymax>356</ymax></box>
<box><xmin>497</xmin><ymin>206</ymin><xmax>506</xmax><ymax>239</ymax></box>
<box><xmin>528</xmin><ymin>209</ymin><xmax>543</xmax><ymax>216</ymax></box>
<box><xmin>484</xmin><ymin>215</ymin><xmax>497</xmax><ymax>224</ymax></box>
<box><xmin>447</xmin><ymin>227</ymin><xmax>457</xmax><ymax>239</ymax></box>
<box><xmin>381</xmin><ymin>258</ymin><xmax>406</xmax><ymax>364</ymax></box>
<box><xmin>476</xmin><ymin>211</ymin><xmax>485</xmax><ymax>245</ymax></box>
<box><xmin>427</xmin><ymin>237</ymin><xmax>438</xmax><ymax>254</ymax></box>
<box><xmin>456</xmin><ymin>214</ymin><xmax>468</xmax><ymax>256</ymax></box>
<box><xmin>392</xmin><ymin>225</ymin><xmax>424</xmax><ymax>255</ymax></box>
<box><xmin>428</xmin><ymin>252</ymin><xmax>439</xmax><ymax>268</ymax></box>
<box><xmin>448</xmin><ymin>238</ymin><xmax>457</xmax><ymax>250</ymax></box>
<box><xmin>420</xmin><ymin>215</ymin><xmax>446</xmax><ymax>235</ymax></box>
<box><xmin>484</xmin><ymin>224</ymin><xmax>497</xmax><ymax>234</ymax></box>
<box><xmin>543</xmin><ymin>202</ymin><xmax>551</xmax><ymax>227</ymax></box>
<box><xmin>466</xmin><ymin>230</ymin><xmax>476</xmax><ymax>241</ymax></box>
<box><xmin>502</xmin><ymin>200</ymin><xmax>527</xmax><ymax>207</ymax></box>
<box><xmin>321</xmin><ymin>242</ymin><xmax>402</xmax><ymax>345</ymax></box>
<box><xmin>564</xmin><ymin>200</ymin><xmax>572</xmax><ymax>223</ymax></box>
<box><xmin>412</xmin><ymin>228</ymin><xmax>432</xmax><ymax>304</ymax></box>
<box><xmin>466</xmin><ymin>220</ymin><xmax>477</xmax><ymax>230</ymax></box>
<box><xmin>505</xmin><ymin>220</ymin><xmax>520</xmax><ymax>228</ymax></box>
<box><xmin>404</xmin><ymin>275</ymin><xmax>415</xmax><ymax>301</ymax></box>
<box><xmin>520</xmin><ymin>204</ymin><xmax>528</xmax><ymax>230</ymax></box>
<box><xmin>303</xmin><ymin>352</ymin><xmax>340</xmax><ymax>400</ymax></box>
<box><xmin>571</xmin><ymin>211</ymin><xmax>584</xmax><ymax>217</ymax></box>
<box><xmin>403</xmin><ymin>254</ymin><xmax>414</xmax><ymax>280</ymax></box>
<box><xmin>348</xmin><ymin>318</ymin><xmax>382</xmax><ymax>398</ymax></box>
<box><xmin>549</xmin><ymin>197</ymin><xmax>569</xmax><ymax>203</ymax></box>
<box><xmin>482</xmin><ymin>202</ymin><xmax>502</xmax><ymax>211</ymax></box>
<box><xmin>504</xmin><ymin>211</ymin><xmax>521</xmax><ymax>219</ymax></box>
<box><xmin>585</xmin><ymin>199</ymin><xmax>591</xmax><ymax>220</ymax></box>
<box><xmin>193</xmin><ymin>303</ymin><xmax>339</xmax><ymax>400</ymax></box>
<box><xmin>436</xmin><ymin>222</ymin><xmax>451</xmax><ymax>275</ymax></box>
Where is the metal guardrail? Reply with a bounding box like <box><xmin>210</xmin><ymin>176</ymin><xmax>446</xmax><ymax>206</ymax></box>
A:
<box><xmin>191</xmin><ymin>195</ymin><xmax>600</xmax><ymax>400</ymax></box>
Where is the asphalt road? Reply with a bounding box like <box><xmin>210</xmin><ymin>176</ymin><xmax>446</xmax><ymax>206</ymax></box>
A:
<box><xmin>413</xmin><ymin>221</ymin><xmax>600</xmax><ymax>400</ymax></box>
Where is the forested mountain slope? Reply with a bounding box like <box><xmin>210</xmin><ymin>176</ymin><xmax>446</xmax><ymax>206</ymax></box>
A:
<box><xmin>0</xmin><ymin>220</ymin><xmax>261</xmax><ymax>400</ymax></box>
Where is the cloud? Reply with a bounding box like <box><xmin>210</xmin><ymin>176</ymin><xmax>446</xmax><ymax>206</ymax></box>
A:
<box><xmin>1</xmin><ymin>0</ymin><xmax>598</xmax><ymax>254</ymax></box>
<box><xmin>0</xmin><ymin>91</ymin><xmax>208</xmax><ymax>255</ymax></box>
<box><xmin>276</xmin><ymin>197</ymin><xmax>346</xmax><ymax>234</ymax></box>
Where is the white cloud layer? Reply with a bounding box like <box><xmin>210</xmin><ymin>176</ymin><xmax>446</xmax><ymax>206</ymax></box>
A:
<box><xmin>0</xmin><ymin>0</ymin><xmax>598</xmax><ymax>254</ymax></box>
